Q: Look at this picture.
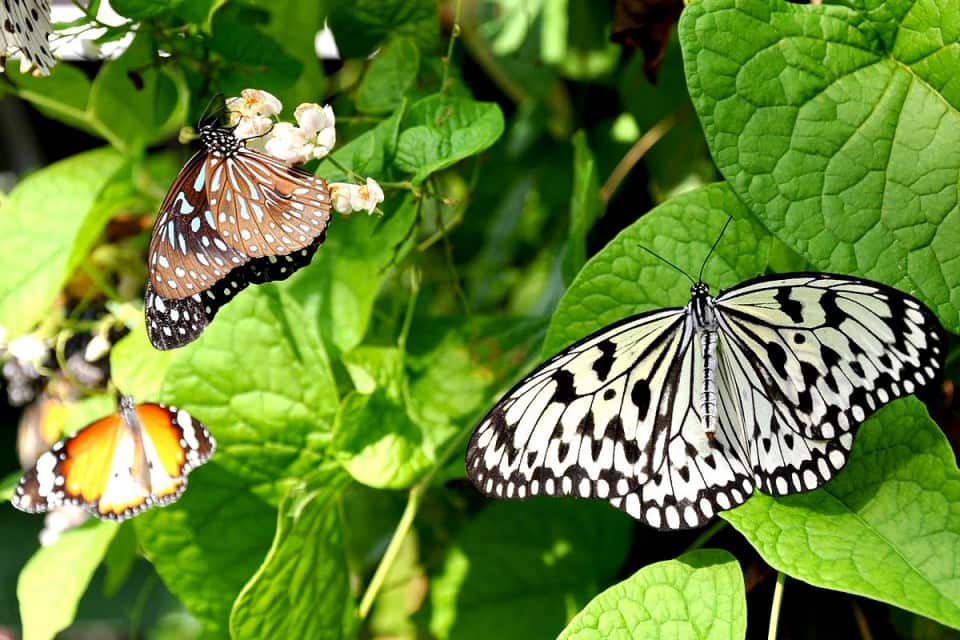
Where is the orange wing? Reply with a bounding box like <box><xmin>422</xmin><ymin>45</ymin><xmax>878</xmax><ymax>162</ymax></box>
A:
<box><xmin>11</xmin><ymin>399</ymin><xmax>216</xmax><ymax>521</ymax></box>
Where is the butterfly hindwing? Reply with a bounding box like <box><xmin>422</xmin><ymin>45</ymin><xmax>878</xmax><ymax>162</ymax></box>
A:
<box><xmin>12</xmin><ymin>399</ymin><xmax>216</xmax><ymax>521</ymax></box>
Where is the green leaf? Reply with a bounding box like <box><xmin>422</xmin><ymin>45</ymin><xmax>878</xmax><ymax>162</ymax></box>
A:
<box><xmin>544</xmin><ymin>182</ymin><xmax>773</xmax><ymax>355</ymax></box>
<box><xmin>356</xmin><ymin>36</ymin><xmax>421</xmax><ymax>114</ymax></box>
<box><xmin>286</xmin><ymin>196</ymin><xmax>417</xmax><ymax>354</ymax></box>
<box><xmin>405</xmin><ymin>315</ymin><xmax>548</xmax><ymax>442</ymax></box>
<box><xmin>323</xmin><ymin>104</ymin><xmax>405</xmax><ymax>181</ymax></box>
<box><xmin>557</xmin><ymin>550</ymin><xmax>746</xmax><ymax>640</ymax></box>
<box><xmin>723</xmin><ymin>398</ymin><xmax>960</xmax><ymax>630</ymax></box>
<box><xmin>87</xmin><ymin>33</ymin><xmax>189</xmax><ymax>151</ymax></box>
<box><xmin>111</xmin><ymin>0</ymin><xmax>182</xmax><ymax>20</ymax></box>
<box><xmin>680</xmin><ymin>0</ymin><xmax>960</xmax><ymax>332</ymax></box>
<box><xmin>110</xmin><ymin>323</ymin><xmax>175</xmax><ymax>400</ymax></box>
<box><xmin>334</xmin><ymin>389</ymin><xmax>432</xmax><ymax>489</ymax></box>
<box><xmin>563</xmin><ymin>130</ymin><xmax>602</xmax><ymax>283</ymax></box>
<box><xmin>430</xmin><ymin>499</ymin><xmax>632</xmax><ymax>640</ymax></box>
<box><xmin>327</xmin><ymin>0</ymin><xmax>439</xmax><ymax>59</ymax></box>
<box><xmin>209</xmin><ymin>7</ymin><xmax>303</xmax><ymax>97</ymax></box>
<box><xmin>0</xmin><ymin>471</ymin><xmax>18</xmax><ymax>502</ymax></box>
<box><xmin>102</xmin><ymin>523</ymin><xmax>138</xmax><ymax>597</ymax></box>
<box><xmin>0</xmin><ymin>148</ymin><xmax>125</xmax><ymax>336</ymax></box>
<box><xmin>134</xmin><ymin>465</ymin><xmax>276</xmax><ymax>638</ymax></box>
<box><xmin>9</xmin><ymin>34</ymin><xmax>186</xmax><ymax>151</ymax></box>
<box><xmin>230</xmin><ymin>470</ymin><xmax>355</xmax><ymax>640</ymax></box>
<box><xmin>160</xmin><ymin>286</ymin><xmax>338</xmax><ymax>499</ymax></box>
<box><xmin>394</xmin><ymin>96</ymin><xmax>506</xmax><ymax>184</ymax></box>
<box><xmin>18</xmin><ymin>521</ymin><xmax>119</xmax><ymax>640</ymax></box>
<box><xmin>541</xmin><ymin>0</ymin><xmax>620</xmax><ymax>80</ymax></box>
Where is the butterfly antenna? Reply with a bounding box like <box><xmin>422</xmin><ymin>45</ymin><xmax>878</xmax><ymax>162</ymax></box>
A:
<box><xmin>698</xmin><ymin>216</ymin><xmax>733</xmax><ymax>283</ymax></box>
<box><xmin>638</xmin><ymin>245</ymin><xmax>695</xmax><ymax>284</ymax></box>
<box><xmin>198</xmin><ymin>92</ymin><xmax>226</xmax><ymax>127</ymax></box>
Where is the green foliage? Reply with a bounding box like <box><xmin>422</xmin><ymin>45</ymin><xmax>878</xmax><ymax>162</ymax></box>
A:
<box><xmin>3</xmin><ymin>0</ymin><xmax>959</xmax><ymax>638</ymax></box>
<box><xmin>557</xmin><ymin>550</ymin><xmax>747</xmax><ymax>640</ymax></box>
<box><xmin>680</xmin><ymin>0</ymin><xmax>960</xmax><ymax>332</ymax></box>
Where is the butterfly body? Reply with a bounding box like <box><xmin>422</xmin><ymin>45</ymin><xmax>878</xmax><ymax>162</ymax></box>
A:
<box><xmin>146</xmin><ymin>122</ymin><xmax>331</xmax><ymax>350</ymax></box>
<box><xmin>12</xmin><ymin>397</ymin><xmax>215</xmax><ymax>521</ymax></box>
<box><xmin>467</xmin><ymin>273</ymin><xmax>945</xmax><ymax>530</ymax></box>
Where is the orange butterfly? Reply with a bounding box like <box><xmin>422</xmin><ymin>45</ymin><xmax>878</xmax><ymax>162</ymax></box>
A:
<box><xmin>12</xmin><ymin>397</ymin><xmax>215</xmax><ymax>521</ymax></box>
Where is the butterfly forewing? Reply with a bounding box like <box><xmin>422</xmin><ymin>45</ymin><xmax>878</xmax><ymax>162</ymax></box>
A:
<box><xmin>466</xmin><ymin>308</ymin><xmax>690</xmax><ymax>503</ymax></box>
<box><xmin>206</xmin><ymin>149</ymin><xmax>331</xmax><ymax>258</ymax></box>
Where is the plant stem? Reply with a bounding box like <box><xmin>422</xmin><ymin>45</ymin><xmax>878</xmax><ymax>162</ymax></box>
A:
<box><xmin>441</xmin><ymin>0</ymin><xmax>463</xmax><ymax>93</ymax></box>
<box><xmin>686</xmin><ymin>520</ymin><xmax>726</xmax><ymax>551</ymax></box>
<box><xmin>767</xmin><ymin>571</ymin><xmax>787</xmax><ymax>640</ymax></box>
<box><xmin>358</xmin><ymin>484</ymin><xmax>424</xmax><ymax>619</ymax></box>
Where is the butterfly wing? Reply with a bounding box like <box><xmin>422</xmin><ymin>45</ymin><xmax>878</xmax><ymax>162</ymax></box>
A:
<box><xmin>1</xmin><ymin>0</ymin><xmax>56</xmax><ymax>75</ymax></box>
<box><xmin>145</xmin><ymin>233</ymin><xmax>326</xmax><ymax>349</ymax></box>
<box><xmin>11</xmin><ymin>402</ymin><xmax>216</xmax><ymax>521</ymax></box>
<box><xmin>607</xmin><ymin>334</ymin><xmax>755</xmax><ymax>529</ymax></box>
<box><xmin>204</xmin><ymin>147</ymin><xmax>331</xmax><ymax>258</ymax></box>
<box><xmin>147</xmin><ymin>151</ymin><xmax>251</xmax><ymax>300</ymax></box>
<box><xmin>714</xmin><ymin>273</ymin><xmax>945</xmax><ymax>495</ymax></box>
<box><xmin>467</xmin><ymin>309</ymin><xmax>693</xmax><ymax>502</ymax></box>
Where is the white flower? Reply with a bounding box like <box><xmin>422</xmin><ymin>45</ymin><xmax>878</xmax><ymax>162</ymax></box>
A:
<box><xmin>295</xmin><ymin>103</ymin><xmax>335</xmax><ymax>136</ymax></box>
<box><xmin>8</xmin><ymin>335</ymin><xmax>48</xmax><ymax>368</ymax></box>
<box><xmin>226</xmin><ymin>88</ymin><xmax>283</xmax><ymax>141</ymax></box>
<box><xmin>329</xmin><ymin>178</ymin><xmax>385</xmax><ymax>215</ymax></box>
<box><xmin>352</xmin><ymin>178</ymin><xmax>385</xmax><ymax>214</ymax></box>
<box><xmin>264</xmin><ymin>123</ymin><xmax>311</xmax><ymax>164</ymax></box>
<box><xmin>84</xmin><ymin>334</ymin><xmax>111</xmax><ymax>362</ymax></box>
<box><xmin>329</xmin><ymin>183</ymin><xmax>354</xmax><ymax>214</ymax></box>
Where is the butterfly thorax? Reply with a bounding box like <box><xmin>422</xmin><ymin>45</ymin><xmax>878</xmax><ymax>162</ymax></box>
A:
<box><xmin>118</xmin><ymin>397</ymin><xmax>152</xmax><ymax>489</ymax></box>
<box><xmin>688</xmin><ymin>282</ymin><xmax>719</xmax><ymax>436</ymax></box>
<box><xmin>199</xmin><ymin>125</ymin><xmax>242</xmax><ymax>158</ymax></box>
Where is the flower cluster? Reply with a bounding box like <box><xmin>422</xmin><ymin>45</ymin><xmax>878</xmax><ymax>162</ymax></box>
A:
<box><xmin>330</xmin><ymin>178</ymin><xmax>385</xmax><ymax>215</ymax></box>
<box><xmin>223</xmin><ymin>88</ymin><xmax>384</xmax><ymax>215</ymax></box>
<box><xmin>265</xmin><ymin>103</ymin><xmax>337</xmax><ymax>164</ymax></box>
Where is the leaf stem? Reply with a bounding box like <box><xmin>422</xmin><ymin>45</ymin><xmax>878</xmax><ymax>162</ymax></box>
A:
<box><xmin>358</xmin><ymin>483</ymin><xmax>424</xmax><ymax>619</ymax></box>
<box><xmin>767</xmin><ymin>571</ymin><xmax>786</xmax><ymax>640</ymax></box>
<box><xmin>599</xmin><ymin>109</ymin><xmax>683</xmax><ymax>204</ymax></box>
<box><xmin>686</xmin><ymin>519</ymin><xmax>726</xmax><ymax>551</ymax></box>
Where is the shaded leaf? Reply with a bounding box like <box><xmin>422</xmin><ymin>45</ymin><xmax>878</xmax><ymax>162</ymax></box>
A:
<box><xmin>610</xmin><ymin>0</ymin><xmax>684</xmax><ymax>82</ymax></box>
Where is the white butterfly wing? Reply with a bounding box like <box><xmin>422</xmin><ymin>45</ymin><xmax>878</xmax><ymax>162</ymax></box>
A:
<box><xmin>715</xmin><ymin>273</ymin><xmax>945</xmax><ymax>495</ymax></box>
<box><xmin>466</xmin><ymin>309</ymin><xmax>690</xmax><ymax>502</ymax></box>
<box><xmin>609</xmin><ymin>333</ymin><xmax>754</xmax><ymax>529</ymax></box>
<box><xmin>0</xmin><ymin>0</ymin><xmax>56</xmax><ymax>75</ymax></box>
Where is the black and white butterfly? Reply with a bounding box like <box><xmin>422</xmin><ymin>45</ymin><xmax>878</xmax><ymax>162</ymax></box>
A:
<box><xmin>466</xmin><ymin>271</ymin><xmax>945</xmax><ymax>530</ymax></box>
<box><xmin>0</xmin><ymin>0</ymin><xmax>56</xmax><ymax>76</ymax></box>
<box><xmin>145</xmin><ymin>118</ymin><xmax>331</xmax><ymax>350</ymax></box>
